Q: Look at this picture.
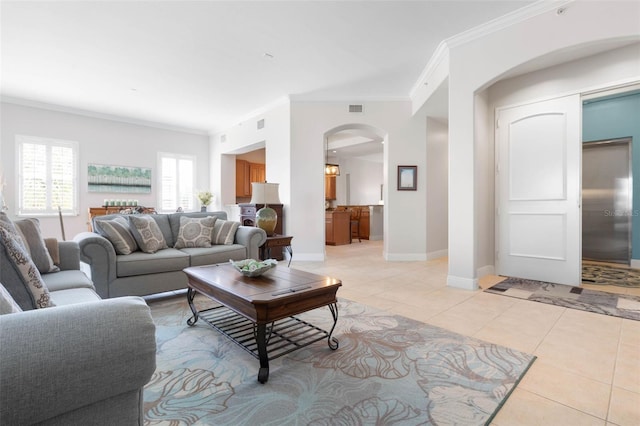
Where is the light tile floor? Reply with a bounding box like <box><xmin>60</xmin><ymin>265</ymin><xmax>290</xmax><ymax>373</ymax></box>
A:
<box><xmin>291</xmin><ymin>240</ymin><xmax>640</xmax><ymax>426</ymax></box>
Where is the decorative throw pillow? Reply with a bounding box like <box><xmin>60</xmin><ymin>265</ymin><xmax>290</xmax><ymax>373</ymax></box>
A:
<box><xmin>14</xmin><ymin>218</ymin><xmax>60</xmax><ymax>273</ymax></box>
<box><xmin>174</xmin><ymin>216</ymin><xmax>217</xmax><ymax>249</ymax></box>
<box><xmin>0</xmin><ymin>282</ymin><xmax>22</xmax><ymax>314</ymax></box>
<box><xmin>0</xmin><ymin>212</ymin><xmax>28</xmax><ymax>252</ymax></box>
<box><xmin>212</xmin><ymin>220</ymin><xmax>240</xmax><ymax>245</ymax></box>
<box><xmin>95</xmin><ymin>216</ymin><xmax>139</xmax><ymax>255</ymax></box>
<box><xmin>0</xmin><ymin>226</ymin><xmax>54</xmax><ymax>308</ymax></box>
<box><xmin>129</xmin><ymin>215</ymin><xmax>168</xmax><ymax>254</ymax></box>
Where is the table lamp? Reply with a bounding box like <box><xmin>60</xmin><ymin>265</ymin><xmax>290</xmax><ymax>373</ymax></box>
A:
<box><xmin>250</xmin><ymin>182</ymin><xmax>281</xmax><ymax>236</ymax></box>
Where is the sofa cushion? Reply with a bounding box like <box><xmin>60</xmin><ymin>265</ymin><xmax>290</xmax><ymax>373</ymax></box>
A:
<box><xmin>94</xmin><ymin>216</ymin><xmax>138</xmax><ymax>255</ymax></box>
<box><xmin>129</xmin><ymin>215</ymin><xmax>169</xmax><ymax>254</ymax></box>
<box><xmin>42</xmin><ymin>270</ymin><xmax>95</xmax><ymax>292</ymax></box>
<box><xmin>168</xmin><ymin>211</ymin><xmax>228</xmax><ymax>240</ymax></box>
<box><xmin>148</xmin><ymin>214</ymin><xmax>174</xmax><ymax>248</ymax></box>
<box><xmin>14</xmin><ymin>218</ymin><xmax>60</xmax><ymax>273</ymax></box>
<box><xmin>212</xmin><ymin>220</ymin><xmax>240</xmax><ymax>245</ymax></box>
<box><xmin>0</xmin><ymin>225</ymin><xmax>54</xmax><ymax>308</ymax></box>
<box><xmin>0</xmin><ymin>282</ymin><xmax>22</xmax><ymax>314</ymax></box>
<box><xmin>116</xmin><ymin>248</ymin><xmax>190</xmax><ymax>277</ymax></box>
<box><xmin>174</xmin><ymin>216</ymin><xmax>216</xmax><ymax>249</ymax></box>
<box><xmin>49</xmin><ymin>288</ymin><xmax>101</xmax><ymax>306</ymax></box>
<box><xmin>181</xmin><ymin>245</ymin><xmax>247</xmax><ymax>267</ymax></box>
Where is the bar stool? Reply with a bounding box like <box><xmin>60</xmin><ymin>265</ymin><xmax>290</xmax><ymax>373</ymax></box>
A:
<box><xmin>349</xmin><ymin>208</ymin><xmax>361</xmax><ymax>243</ymax></box>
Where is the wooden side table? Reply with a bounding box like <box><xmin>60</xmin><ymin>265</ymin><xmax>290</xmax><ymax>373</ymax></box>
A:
<box><xmin>260</xmin><ymin>235</ymin><xmax>293</xmax><ymax>266</ymax></box>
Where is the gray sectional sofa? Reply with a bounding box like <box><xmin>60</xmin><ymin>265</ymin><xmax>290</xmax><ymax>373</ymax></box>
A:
<box><xmin>0</xmin><ymin>213</ymin><xmax>156</xmax><ymax>425</ymax></box>
<box><xmin>74</xmin><ymin>211</ymin><xmax>267</xmax><ymax>298</ymax></box>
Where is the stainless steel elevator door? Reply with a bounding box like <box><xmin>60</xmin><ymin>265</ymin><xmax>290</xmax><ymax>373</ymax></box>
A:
<box><xmin>582</xmin><ymin>138</ymin><xmax>632</xmax><ymax>264</ymax></box>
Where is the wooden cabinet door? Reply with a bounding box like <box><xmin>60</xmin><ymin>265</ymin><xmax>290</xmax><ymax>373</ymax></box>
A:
<box><xmin>249</xmin><ymin>163</ymin><xmax>266</xmax><ymax>194</ymax></box>
<box><xmin>325</xmin><ymin>176</ymin><xmax>336</xmax><ymax>200</ymax></box>
<box><xmin>325</xmin><ymin>213</ymin><xmax>334</xmax><ymax>244</ymax></box>
<box><xmin>236</xmin><ymin>160</ymin><xmax>251</xmax><ymax>197</ymax></box>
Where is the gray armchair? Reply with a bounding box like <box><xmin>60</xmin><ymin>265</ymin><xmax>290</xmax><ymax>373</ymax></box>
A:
<box><xmin>0</xmin><ymin>297</ymin><xmax>156</xmax><ymax>425</ymax></box>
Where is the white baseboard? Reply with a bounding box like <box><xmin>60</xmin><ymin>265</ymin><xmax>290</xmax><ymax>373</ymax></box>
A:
<box><xmin>477</xmin><ymin>265</ymin><xmax>495</xmax><ymax>278</ymax></box>
<box><xmin>369</xmin><ymin>234</ymin><xmax>383</xmax><ymax>241</ymax></box>
<box><xmin>427</xmin><ymin>249</ymin><xmax>448</xmax><ymax>260</ymax></box>
<box><xmin>447</xmin><ymin>275</ymin><xmax>479</xmax><ymax>290</ymax></box>
<box><xmin>630</xmin><ymin>259</ymin><xmax>640</xmax><ymax>269</ymax></box>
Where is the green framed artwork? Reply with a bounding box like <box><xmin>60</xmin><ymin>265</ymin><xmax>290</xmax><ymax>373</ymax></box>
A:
<box><xmin>88</xmin><ymin>164</ymin><xmax>151</xmax><ymax>193</ymax></box>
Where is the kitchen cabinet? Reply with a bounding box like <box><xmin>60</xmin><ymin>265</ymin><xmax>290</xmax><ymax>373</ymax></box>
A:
<box><xmin>250</xmin><ymin>163</ymin><xmax>266</xmax><ymax>188</ymax></box>
<box><xmin>236</xmin><ymin>160</ymin><xmax>265</xmax><ymax>197</ymax></box>
<box><xmin>325</xmin><ymin>175</ymin><xmax>336</xmax><ymax>200</ymax></box>
<box><xmin>325</xmin><ymin>210</ymin><xmax>350</xmax><ymax>245</ymax></box>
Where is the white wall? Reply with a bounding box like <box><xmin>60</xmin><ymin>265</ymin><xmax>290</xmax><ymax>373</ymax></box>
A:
<box><xmin>211</xmin><ymin>100</ymin><xmax>291</xmax><ymax>216</ymax></box>
<box><xmin>445</xmin><ymin>0</ymin><xmax>640</xmax><ymax>289</ymax></box>
<box><xmin>290</xmin><ymin>100</ymin><xmax>427</xmax><ymax>261</ymax></box>
<box><xmin>0</xmin><ymin>102</ymin><xmax>210</xmax><ymax>239</ymax></box>
<box><xmin>426</xmin><ymin>117</ymin><xmax>448</xmax><ymax>259</ymax></box>
<box><xmin>334</xmin><ymin>157</ymin><xmax>383</xmax><ymax>206</ymax></box>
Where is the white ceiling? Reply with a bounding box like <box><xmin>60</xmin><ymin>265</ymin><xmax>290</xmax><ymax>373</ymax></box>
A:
<box><xmin>1</xmin><ymin>0</ymin><xmax>535</xmax><ymax>135</ymax></box>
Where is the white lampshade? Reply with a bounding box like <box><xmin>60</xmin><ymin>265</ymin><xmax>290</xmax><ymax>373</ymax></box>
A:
<box><xmin>250</xmin><ymin>182</ymin><xmax>281</xmax><ymax>205</ymax></box>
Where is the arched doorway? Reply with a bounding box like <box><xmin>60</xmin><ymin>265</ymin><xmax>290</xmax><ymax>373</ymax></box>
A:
<box><xmin>323</xmin><ymin>124</ymin><xmax>387</xmax><ymax>250</ymax></box>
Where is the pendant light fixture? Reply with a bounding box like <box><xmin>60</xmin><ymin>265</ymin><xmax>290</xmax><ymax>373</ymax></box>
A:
<box><xmin>325</xmin><ymin>138</ymin><xmax>340</xmax><ymax>176</ymax></box>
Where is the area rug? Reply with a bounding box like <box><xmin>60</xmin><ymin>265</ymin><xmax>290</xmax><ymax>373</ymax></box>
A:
<box><xmin>582</xmin><ymin>263</ymin><xmax>640</xmax><ymax>288</ymax></box>
<box><xmin>143</xmin><ymin>295</ymin><xmax>536</xmax><ymax>425</ymax></box>
<box><xmin>486</xmin><ymin>277</ymin><xmax>640</xmax><ymax>321</ymax></box>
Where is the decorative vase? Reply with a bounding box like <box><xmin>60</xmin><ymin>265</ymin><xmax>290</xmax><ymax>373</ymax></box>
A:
<box><xmin>256</xmin><ymin>206</ymin><xmax>277</xmax><ymax>236</ymax></box>
<box><xmin>201</xmin><ymin>206</ymin><xmax>207</xmax><ymax>212</ymax></box>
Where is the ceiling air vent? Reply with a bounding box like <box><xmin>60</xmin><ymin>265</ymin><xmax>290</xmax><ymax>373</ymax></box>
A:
<box><xmin>220</xmin><ymin>134</ymin><xmax>227</xmax><ymax>143</ymax></box>
<box><xmin>257</xmin><ymin>119</ymin><xmax>265</xmax><ymax>130</ymax></box>
<box><xmin>348</xmin><ymin>104</ymin><xmax>363</xmax><ymax>113</ymax></box>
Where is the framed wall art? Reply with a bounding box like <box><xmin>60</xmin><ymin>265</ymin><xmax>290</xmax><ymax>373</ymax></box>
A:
<box><xmin>88</xmin><ymin>164</ymin><xmax>152</xmax><ymax>193</ymax></box>
<box><xmin>397</xmin><ymin>165</ymin><xmax>417</xmax><ymax>191</ymax></box>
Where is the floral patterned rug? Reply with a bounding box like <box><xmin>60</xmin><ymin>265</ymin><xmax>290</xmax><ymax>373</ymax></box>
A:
<box><xmin>143</xmin><ymin>294</ymin><xmax>535</xmax><ymax>425</ymax></box>
<box><xmin>486</xmin><ymin>277</ymin><xmax>640</xmax><ymax>321</ymax></box>
<box><xmin>582</xmin><ymin>263</ymin><xmax>640</xmax><ymax>288</ymax></box>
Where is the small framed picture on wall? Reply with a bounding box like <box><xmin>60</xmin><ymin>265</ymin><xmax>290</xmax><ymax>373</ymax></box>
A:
<box><xmin>397</xmin><ymin>165</ymin><xmax>417</xmax><ymax>191</ymax></box>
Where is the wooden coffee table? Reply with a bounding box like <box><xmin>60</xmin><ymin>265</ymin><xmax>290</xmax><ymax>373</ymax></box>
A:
<box><xmin>183</xmin><ymin>263</ymin><xmax>341</xmax><ymax>383</ymax></box>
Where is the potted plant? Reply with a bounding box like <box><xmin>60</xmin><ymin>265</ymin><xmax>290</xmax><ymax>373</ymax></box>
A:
<box><xmin>197</xmin><ymin>190</ymin><xmax>213</xmax><ymax>212</ymax></box>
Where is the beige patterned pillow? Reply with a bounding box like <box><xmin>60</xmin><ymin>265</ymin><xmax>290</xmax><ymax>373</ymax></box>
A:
<box><xmin>0</xmin><ymin>226</ymin><xmax>54</xmax><ymax>308</ymax></box>
<box><xmin>212</xmin><ymin>220</ymin><xmax>240</xmax><ymax>245</ymax></box>
<box><xmin>129</xmin><ymin>215</ymin><xmax>168</xmax><ymax>254</ymax></box>
<box><xmin>95</xmin><ymin>216</ymin><xmax>138</xmax><ymax>255</ymax></box>
<box><xmin>13</xmin><ymin>218</ymin><xmax>60</xmax><ymax>273</ymax></box>
<box><xmin>174</xmin><ymin>216</ymin><xmax>216</xmax><ymax>249</ymax></box>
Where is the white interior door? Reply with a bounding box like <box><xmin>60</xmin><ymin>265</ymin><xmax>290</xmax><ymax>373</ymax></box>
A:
<box><xmin>496</xmin><ymin>95</ymin><xmax>581</xmax><ymax>286</ymax></box>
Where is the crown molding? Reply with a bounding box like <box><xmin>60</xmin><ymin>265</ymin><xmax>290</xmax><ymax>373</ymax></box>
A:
<box><xmin>409</xmin><ymin>0</ymin><xmax>573</xmax><ymax>106</ymax></box>
<box><xmin>409</xmin><ymin>41</ymin><xmax>449</xmax><ymax>99</ymax></box>
<box><xmin>1</xmin><ymin>96</ymin><xmax>210</xmax><ymax>136</ymax></box>
<box><xmin>445</xmin><ymin>0</ymin><xmax>572</xmax><ymax>49</ymax></box>
<box><xmin>228</xmin><ymin>95</ymin><xmax>291</xmax><ymax>129</ymax></box>
<box><xmin>288</xmin><ymin>94</ymin><xmax>410</xmax><ymax>103</ymax></box>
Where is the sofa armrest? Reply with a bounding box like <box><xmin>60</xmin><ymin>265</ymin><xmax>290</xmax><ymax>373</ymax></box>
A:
<box><xmin>235</xmin><ymin>226</ymin><xmax>267</xmax><ymax>260</ymax></box>
<box><xmin>57</xmin><ymin>240</ymin><xmax>81</xmax><ymax>271</ymax></box>
<box><xmin>0</xmin><ymin>297</ymin><xmax>156</xmax><ymax>425</ymax></box>
<box><xmin>73</xmin><ymin>232</ymin><xmax>117</xmax><ymax>298</ymax></box>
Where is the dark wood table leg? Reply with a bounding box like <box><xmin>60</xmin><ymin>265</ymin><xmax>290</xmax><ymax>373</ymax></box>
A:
<box><xmin>255</xmin><ymin>323</ymin><xmax>269</xmax><ymax>383</ymax></box>
<box><xmin>186</xmin><ymin>287</ymin><xmax>199</xmax><ymax>326</ymax></box>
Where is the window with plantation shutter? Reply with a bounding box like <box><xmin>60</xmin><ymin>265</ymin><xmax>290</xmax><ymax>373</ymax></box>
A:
<box><xmin>159</xmin><ymin>152</ymin><xmax>195</xmax><ymax>212</ymax></box>
<box><xmin>17</xmin><ymin>135</ymin><xmax>78</xmax><ymax>216</ymax></box>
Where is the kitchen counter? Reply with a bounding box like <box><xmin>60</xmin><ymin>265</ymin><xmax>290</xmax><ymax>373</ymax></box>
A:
<box><xmin>325</xmin><ymin>210</ymin><xmax>351</xmax><ymax>245</ymax></box>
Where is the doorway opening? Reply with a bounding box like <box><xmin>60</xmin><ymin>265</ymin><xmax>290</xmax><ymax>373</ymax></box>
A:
<box><xmin>582</xmin><ymin>138</ymin><xmax>632</xmax><ymax>265</ymax></box>
<box><xmin>323</xmin><ymin>124</ymin><xmax>386</xmax><ymax>253</ymax></box>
